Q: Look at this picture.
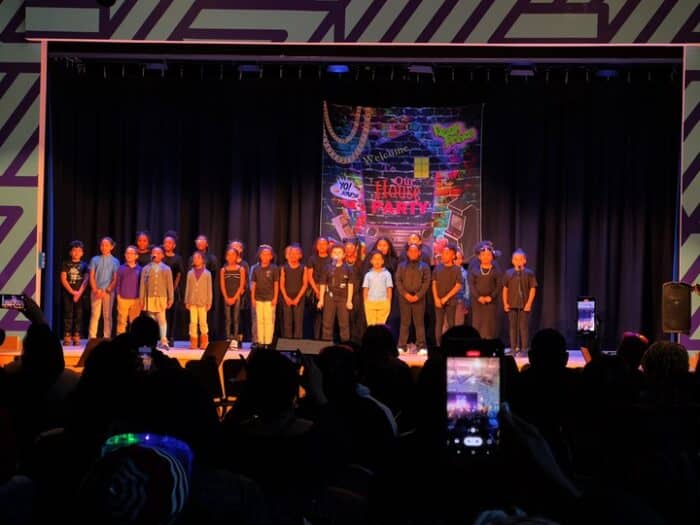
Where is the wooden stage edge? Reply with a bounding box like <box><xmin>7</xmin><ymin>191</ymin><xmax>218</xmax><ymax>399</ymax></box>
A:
<box><xmin>0</xmin><ymin>340</ymin><xmax>698</xmax><ymax>373</ymax></box>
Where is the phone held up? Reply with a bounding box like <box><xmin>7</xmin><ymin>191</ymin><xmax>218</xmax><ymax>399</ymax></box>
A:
<box><xmin>0</xmin><ymin>294</ymin><xmax>25</xmax><ymax>310</ymax></box>
<box><xmin>576</xmin><ymin>296</ymin><xmax>596</xmax><ymax>336</ymax></box>
<box><xmin>446</xmin><ymin>344</ymin><xmax>502</xmax><ymax>458</ymax></box>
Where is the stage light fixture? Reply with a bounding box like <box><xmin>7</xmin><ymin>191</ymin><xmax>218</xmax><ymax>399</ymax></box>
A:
<box><xmin>327</xmin><ymin>64</ymin><xmax>349</xmax><ymax>74</ymax></box>
<box><xmin>408</xmin><ymin>64</ymin><xmax>433</xmax><ymax>75</ymax></box>
<box><xmin>238</xmin><ymin>64</ymin><xmax>261</xmax><ymax>74</ymax></box>
<box><xmin>596</xmin><ymin>68</ymin><xmax>618</xmax><ymax>79</ymax></box>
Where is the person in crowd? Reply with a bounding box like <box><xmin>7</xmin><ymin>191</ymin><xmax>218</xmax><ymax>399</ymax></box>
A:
<box><xmin>358</xmin><ymin>324</ymin><xmax>415</xmax><ymax>428</ymax></box>
<box><xmin>59</xmin><ymin>240</ymin><xmax>88</xmax><ymax>345</ymax></box>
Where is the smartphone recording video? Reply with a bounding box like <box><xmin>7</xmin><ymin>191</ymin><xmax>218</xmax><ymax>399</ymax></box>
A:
<box><xmin>0</xmin><ymin>294</ymin><xmax>25</xmax><ymax>310</ymax></box>
<box><xmin>446</xmin><ymin>356</ymin><xmax>500</xmax><ymax>456</ymax></box>
<box><xmin>279</xmin><ymin>349</ymin><xmax>303</xmax><ymax>368</ymax></box>
<box><xmin>138</xmin><ymin>345</ymin><xmax>152</xmax><ymax>372</ymax></box>
<box><xmin>577</xmin><ymin>297</ymin><xmax>596</xmax><ymax>335</ymax></box>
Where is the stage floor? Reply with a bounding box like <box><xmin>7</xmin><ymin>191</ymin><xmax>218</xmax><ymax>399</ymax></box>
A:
<box><xmin>4</xmin><ymin>338</ymin><xmax>687</xmax><ymax>371</ymax></box>
<box><xmin>1</xmin><ymin>339</ymin><xmax>698</xmax><ymax>372</ymax></box>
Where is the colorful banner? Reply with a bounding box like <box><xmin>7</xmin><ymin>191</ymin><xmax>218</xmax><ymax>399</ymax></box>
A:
<box><xmin>321</xmin><ymin>102</ymin><xmax>482</xmax><ymax>259</ymax></box>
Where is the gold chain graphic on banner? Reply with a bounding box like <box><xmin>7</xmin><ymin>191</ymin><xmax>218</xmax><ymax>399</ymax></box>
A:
<box><xmin>322</xmin><ymin>105</ymin><xmax>373</xmax><ymax>165</ymax></box>
<box><xmin>323</xmin><ymin>102</ymin><xmax>362</xmax><ymax>144</ymax></box>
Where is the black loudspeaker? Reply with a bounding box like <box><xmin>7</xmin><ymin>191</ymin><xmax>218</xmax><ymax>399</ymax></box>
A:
<box><xmin>274</xmin><ymin>337</ymin><xmax>330</xmax><ymax>355</ymax></box>
<box><xmin>201</xmin><ymin>340</ymin><xmax>230</xmax><ymax>367</ymax></box>
<box><xmin>662</xmin><ymin>282</ymin><xmax>692</xmax><ymax>333</ymax></box>
<box><xmin>76</xmin><ymin>337</ymin><xmax>110</xmax><ymax>367</ymax></box>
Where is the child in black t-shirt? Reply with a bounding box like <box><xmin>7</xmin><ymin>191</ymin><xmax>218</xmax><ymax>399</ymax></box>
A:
<box><xmin>503</xmin><ymin>249</ymin><xmax>537</xmax><ymax>353</ymax></box>
<box><xmin>306</xmin><ymin>236</ymin><xmax>331</xmax><ymax>338</ymax></box>
<box><xmin>317</xmin><ymin>244</ymin><xmax>354</xmax><ymax>342</ymax></box>
<box><xmin>251</xmin><ymin>245</ymin><xmax>279</xmax><ymax>346</ymax></box>
<box><xmin>431</xmin><ymin>243</ymin><xmax>464</xmax><ymax>345</ymax></box>
<box><xmin>60</xmin><ymin>240</ymin><xmax>89</xmax><ymax>345</ymax></box>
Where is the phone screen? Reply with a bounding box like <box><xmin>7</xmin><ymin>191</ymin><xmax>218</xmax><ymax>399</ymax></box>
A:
<box><xmin>138</xmin><ymin>345</ymin><xmax>152</xmax><ymax>372</ymax></box>
<box><xmin>577</xmin><ymin>298</ymin><xmax>596</xmax><ymax>334</ymax></box>
<box><xmin>0</xmin><ymin>294</ymin><xmax>24</xmax><ymax>310</ymax></box>
<box><xmin>446</xmin><ymin>356</ymin><xmax>500</xmax><ymax>456</ymax></box>
<box><xmin>279</xmin><ymin>349</ymin><xmax>303</xmax><ymax>368</ymax></box>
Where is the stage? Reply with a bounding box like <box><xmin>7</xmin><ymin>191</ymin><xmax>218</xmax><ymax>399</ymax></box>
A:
<box><xmin>2</xmin><ymin>339</ymin><xmax>697</xmax><ymax>372</ymax></box>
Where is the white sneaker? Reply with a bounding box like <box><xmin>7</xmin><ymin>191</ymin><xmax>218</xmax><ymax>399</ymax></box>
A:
<box><xmin>417</xmin><ymin>348</ymin><xmax>428</xmax><ymax>356</ymax></box>
<box><xmin>397</xmin><ymin>347</ymin><xmax>407</xmax><ymax>354</ymax></box>
<box><xmin>157</xmin><ymin>341</ymin><xmax>170</xmax><ymax>351</ymax></box>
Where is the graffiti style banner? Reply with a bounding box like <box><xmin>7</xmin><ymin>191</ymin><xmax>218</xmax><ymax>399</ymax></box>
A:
<box><xmin>321</xmin><ymin>102</ymin><xmax>482</xmax><ymax>259</ymax></box>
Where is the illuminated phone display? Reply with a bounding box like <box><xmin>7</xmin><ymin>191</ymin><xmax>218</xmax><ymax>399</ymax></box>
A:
<box><xmin>446</xmin><ymin>356</ymin><xmax>500</xmax><ymax>456</ymax></box>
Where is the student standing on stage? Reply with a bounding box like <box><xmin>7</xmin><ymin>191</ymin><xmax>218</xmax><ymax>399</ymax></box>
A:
<box><xmin>191</xmin><ymin>234</ymin><xmax>219</xmax><ymax>337</ymax></box>
<box><xmin>344</xmin><ymin>238</ymin><xmax>365</xmax><ymax>343</ymax></box>
<box><xmin>401</xmin><ymin>233</ymin><xmax>432</xmax><ymax>266</ymax></box>
<box><xmin>60</xmin><ymin>240</ymin><xmax>88</xmax><ymax>346</ymax></box>
<box><xmin>115</xmin><ymin>245</ymin><xmax>141</xmax><ymax>335</ymax></box>
<box><xmin>366</xmin><ymin>236</ymin><xmax>399</xmax><ymax>275</ymax></box>
<box><xmin>396</xmin><ymin>243</ymin><xmax>431</xmax><ymax>355</ymax></box>
<box><xmin>139</xmin><ymin>246</ymin><xmax>174</xmax><ymax>350</ymax></box>
<box><xmin>88</xmin><ymin>237</ymin><xmax>119</xmax><ymax>339</ymax></box>
<box><xmin>229</xmin><ymin>240</ymin><xmax>251</xmax><ymax>341</ymax></box>
<box><xmin>185</xmin><ymin>251</ymin><xmax>212</xmax><ymax>350</ymax></box>
<box><xmin>317</xmin><ymin>244</ymin><xmax>354</xmax><ymax>342</ymax></box>
<box><xmin>251</xmin><ymin>244</ymin><xmax>279</xmax><ymax>347</ymax></box>
<box><xmin>467</xmin><ymin>242</ymin><xmax>502</xmax><ymax>339</ymax></box>
<box><xmin>306</xmin><ymin>236</ymin><xmax>331</xmax><ymax>339</ymax></box>
<box><xmin>220</xmin><ymin>247</ymin><xmax>246</xmax><ymax>346</ymax></box>
<box><xmin>453</xmin><ymin>248</ymin><xmax>470</xmax><ymax>327</ymax></box>
<box><xmin>280</xmin><ymin>243</ymin><xmax>308</xmax><ymax>338</ymax></box>
<box><xmin>135</xmin><ymin>231</ymin><xmax>153</xmax><ymax>268</ymax></box>
<box><xmin>503</xmin><ymin>249</ymin><xmax>537</xmax><ymax>354</ymax></box>
<box><xmin>162</xmin><ymin>231</ymin><xmax>185</xmax><ymax>345</ymax></box>
<box><xmin>363</xmin><ymin>250</ymin><xmax>393</xmax><ymax>326</ymax></box>
<box><xmin>432</xmin><ymin>243</ymin><xmax>464</xmax><ymax>346</ymax></box>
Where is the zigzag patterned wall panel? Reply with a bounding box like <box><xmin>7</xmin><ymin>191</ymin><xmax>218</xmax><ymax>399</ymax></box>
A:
<box><xmin>681</xmin><ymin>46</ymin><xmax>700</xmax><ymax>351</ymax></box>
<box><xmin>23</xmin><ymin>0</ymin><xmax>700</xmax><ymax>44</ymax></box>
<box><xmin>0</xmin><ymin>1</ymin><xmax>40</xmax><ymax>335</ymax></box>
<box><xmin>1</xmin><ymin>1</ymin><xmax>699</xmax><ymax>339</ymax></box>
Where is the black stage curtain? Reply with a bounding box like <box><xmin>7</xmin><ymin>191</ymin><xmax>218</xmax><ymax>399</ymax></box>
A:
<box><xmin>48</xmin><ymin>63</ymin><xmax>681</xmax><ymax>346</ymax></box>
